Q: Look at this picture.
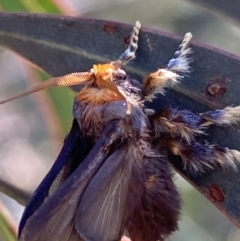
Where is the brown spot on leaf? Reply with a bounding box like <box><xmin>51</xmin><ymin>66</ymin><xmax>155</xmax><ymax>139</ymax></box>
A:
<box><xmin>103</xmin><ymin>24</ymin><xmax>115</xmax><ymax>33</ymax></box>
<box><xmin>124</xmin><ymin>36</ymin><xmax>130</xmax><ymax>45</ymax></box>
<box><xmin>208</xmin><ymin>184</ymin><xmax>225</xmax><ymax>203</ymax></box>
<box><xmin>206</xmin><ymin>78</ymin><xmax>227</xmax><ymax>100</ymax></box>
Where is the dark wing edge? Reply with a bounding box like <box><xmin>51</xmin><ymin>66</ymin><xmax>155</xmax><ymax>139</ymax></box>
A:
<box><xmin>19</xmin><ymin>119</ymin><xmax>86</xmax><ymax>236</ymax></box>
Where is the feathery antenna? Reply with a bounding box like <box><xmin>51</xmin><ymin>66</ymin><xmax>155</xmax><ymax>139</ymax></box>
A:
<box><xmin>0</xmin><ymin>72</ymin><xmax>93</xmax><ymax>104</ymax></box>
<box><xmin>167</xmin><ymin>32</ymin><xmax>192</xmax><ymax>73</ymax></box>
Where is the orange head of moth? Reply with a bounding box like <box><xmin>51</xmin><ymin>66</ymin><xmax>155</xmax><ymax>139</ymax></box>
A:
<box><xmin>78</xmin><ymin>62</ymin><xmax>131</xmax><ymax>115</ymax></box>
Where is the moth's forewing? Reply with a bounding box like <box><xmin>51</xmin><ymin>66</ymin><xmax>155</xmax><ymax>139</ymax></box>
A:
<box><xmin>75</xmin><ymin>144</ymin><xmax>129</xmax><ymax>241</ymax></box>
<box><xmin>19</xmin><ymin>119</ymin><xmax>86</xmax><ymax>235</ymax></box>
<box><xmin>18</xmin><ymin>123</ymin><xmax>119</xmax><ymax>241</ymax></box>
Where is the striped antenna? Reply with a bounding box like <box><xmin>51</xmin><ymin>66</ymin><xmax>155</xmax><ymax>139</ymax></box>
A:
<box><xmin>118</xmin><ymin>21</ymin><xmax>141</xmax><ymax>63</ymax></box>
<box><xmin>167</xmin><ymin>32</ymin><xmax>192</xmax><ymax>74</ymax></box>
<box><xmin>0</xmin><ymin>72</ymin><xmax>93</xmax><ymax>104</ymax></box>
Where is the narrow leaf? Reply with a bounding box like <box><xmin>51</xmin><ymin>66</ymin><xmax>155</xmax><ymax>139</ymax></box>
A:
<box><xmin>190</xmin><ymin>0</ymin><xmax>240</xmax><ymax>25</ymax></box>
<box><xmin>0</xmin><ymin>12</ymin><xmax>240</xmax><ymax>227</ymax></box>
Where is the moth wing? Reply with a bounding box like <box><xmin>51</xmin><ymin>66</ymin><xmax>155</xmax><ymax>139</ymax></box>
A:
<box><xmin>19</xmin><ymin>119</ymin><xmax>87</xmax><ymax>235</ymax></box>
<box><xmin>75</xmin><ymin>144</ymin><xmax>130</xmax><ymax>241</ymax></box>
<box><xmin>19</xmin><ymin>124</ymin><xmax>117</xmax><ymax>241</ymax></box>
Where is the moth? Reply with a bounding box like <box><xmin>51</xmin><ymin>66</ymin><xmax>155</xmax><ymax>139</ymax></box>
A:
<box><xmin>1</xmin><ymin>21</ymin><xmax>240</xmax><ymax>241</ymax></box>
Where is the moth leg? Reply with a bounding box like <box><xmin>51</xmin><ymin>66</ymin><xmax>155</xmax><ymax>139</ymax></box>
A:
<box><xmin>200</xmin><ymin>106</ymin><xmax>240</xmax><ymax>126</ymax></box>
<box><xmin>166</xmin><ymin>139</ymin><xmax>240</xmax><ymax>173</ymax></box>
<box><xmin>146</xmin><ymin>108</ymin><xmax>206</xmax><ymax>143</ymax></box>
<box><xmin>146</xmin><ymin>105</ymin><xmax>240</xmax><ymax>143</ymax></box>
<box><xmin>144</xmin><ymin>32</ymin><xmax>192</xmax><ymax>101</ymax></box>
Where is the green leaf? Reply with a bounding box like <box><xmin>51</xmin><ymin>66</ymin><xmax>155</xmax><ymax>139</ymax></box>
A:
<box><xmin>0</xmin><ymin>0</ymin><xmax>62</xmax><ymax>13</ymax></box>
<box><xmin>0</xmin><ymin>12</ymin><xmax>240</xmax><ymax>228</ymax></box>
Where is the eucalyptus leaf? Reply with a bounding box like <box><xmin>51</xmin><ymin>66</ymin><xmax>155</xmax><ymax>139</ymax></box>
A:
<box><xmin>190</xmin><ymin>0</ymin><xmax>240</xmax><ymax>25</ymax></box>
<box><xmin>0</xmin><ymin>12</ymin><xmax>240</xmax><ymax>228</ymax></box>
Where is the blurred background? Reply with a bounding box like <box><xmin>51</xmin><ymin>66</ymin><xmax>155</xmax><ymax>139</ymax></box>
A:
<box><xmin>0</xmin><ymin>0</ymin><xmax>240</xmax><ymax>240</ymax></box>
